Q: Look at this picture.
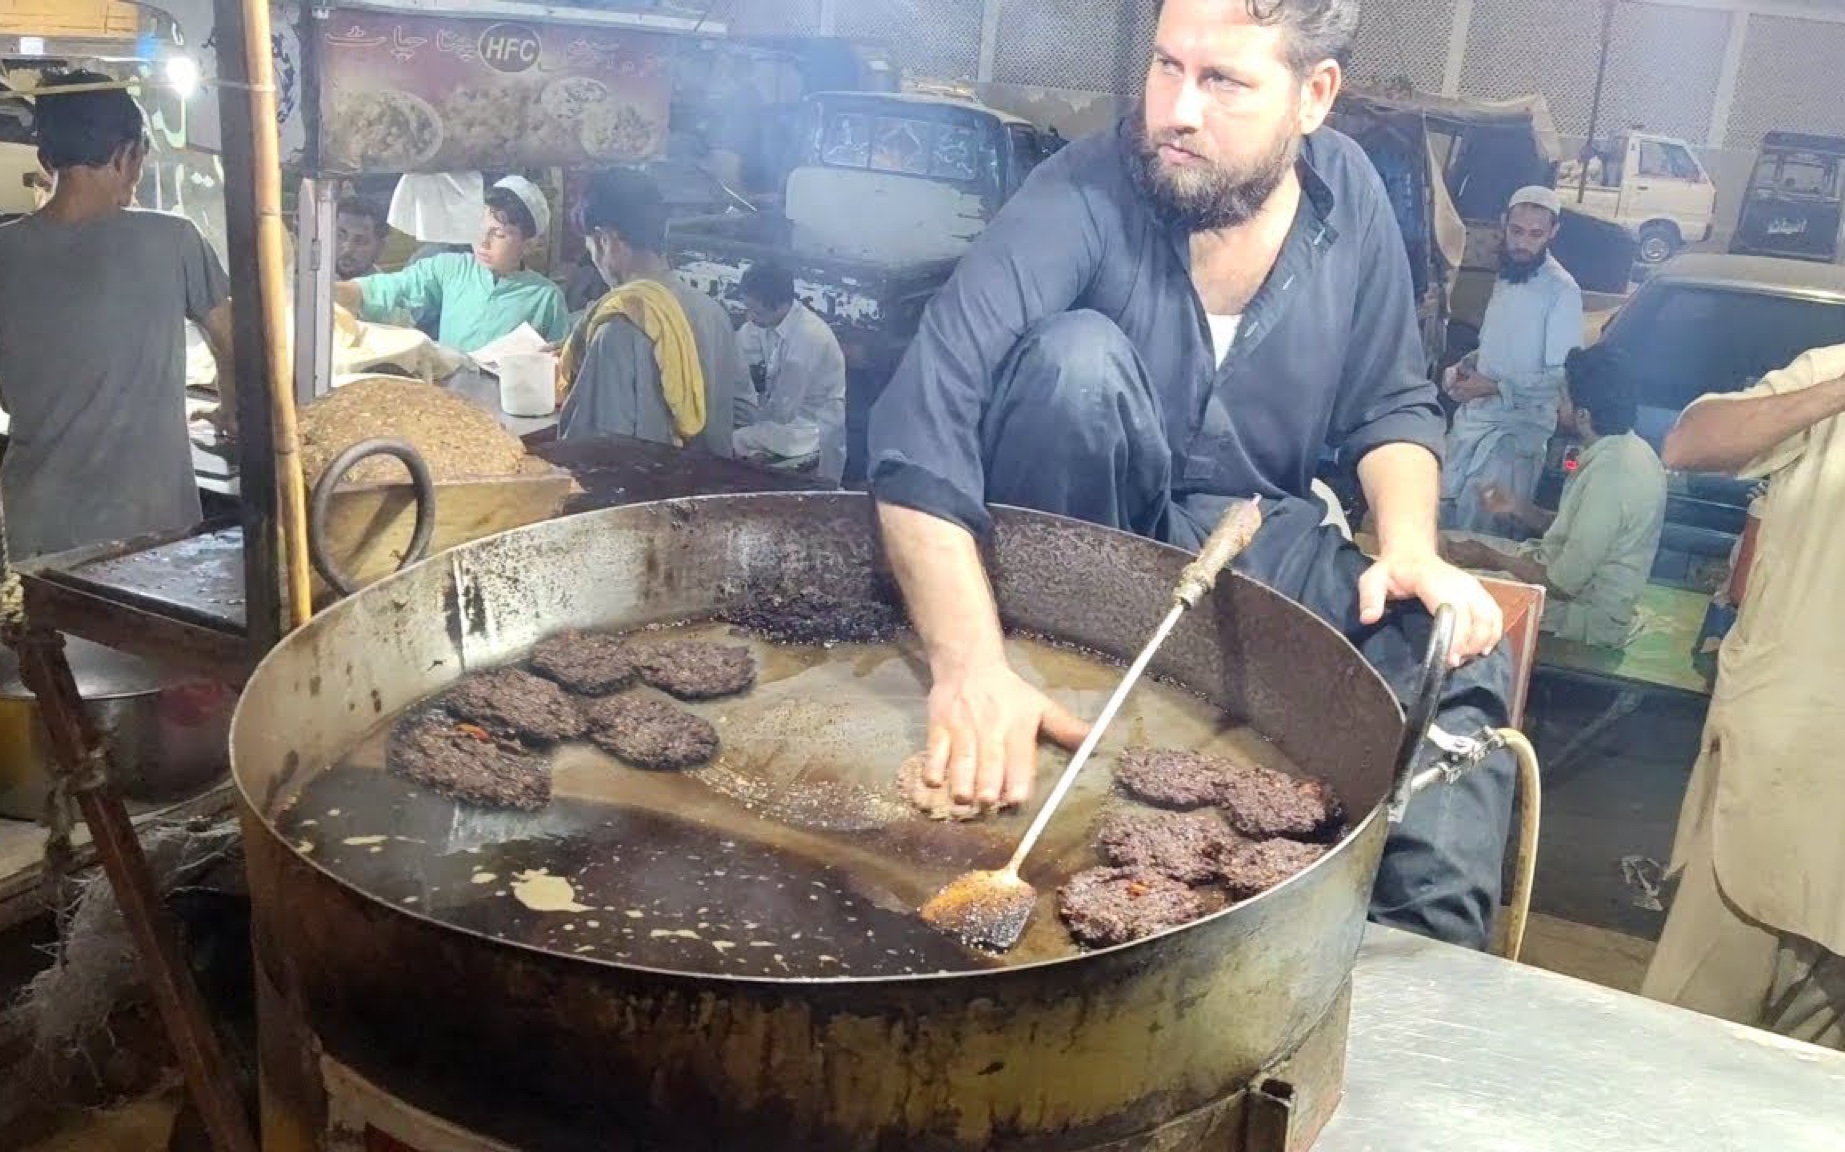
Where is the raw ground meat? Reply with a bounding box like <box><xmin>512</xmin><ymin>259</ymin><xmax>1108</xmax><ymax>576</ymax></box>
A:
<box><xmin>635</xmin><ymin>641</ymin><xmax>757</xmax><ymax>700</ymax></box>
<box><xmin>1217</xmin><ymin>763</ymin><xmax>1343</xmax><ymax>842</ymax></box>
<box><xmin>440</xmin><ymin>667</ymin><xmax>587</xmax><ymax>746</ymax></box>
<box><xmin>387</xmin><ymin>710</ymin><xmax>551</xmax><ymax>811</ymax></box>
<box><xmin>1219</xmin><ymin>839</ymin><xmax>1330</xmax><ymax>900</ymax></box>
<box><xmin>586</xmin><ymin>695</ymin><xmax>719</xmax><ymax>770</ymax></box>
<box><xmin>896</xmin><ymin>752</ymin><xmax>988</xmax><ymax>822</ymax></box>
<box><xmin>1096</xmin><ymin>808</ymin><xmax>1237</xmax><ymax>884</ymax></box>
<box><xmin>529</xmin><ymin>631</ymin><xmax>639</xmax><ymax>696</ymax></box>
<box><xmin>1056</xmin><ymin>866</ymin><xmax>1215</xmax><ymax>948</ymax></box>
<box><xmin>1113</xmin><ymin>747</ymin><xmax>1227</xmax><ymax>810</ymax></box>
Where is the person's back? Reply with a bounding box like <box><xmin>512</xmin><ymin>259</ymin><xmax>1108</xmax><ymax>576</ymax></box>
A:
<box><xmin>558</xmin><ymin>168</ymin><xmax>749</xmax><ymax>456</ymax></box>
<box><xmin>0</xmin><ymin>73</ymin><xmax>228</xmax><ymax>560</ymax></box>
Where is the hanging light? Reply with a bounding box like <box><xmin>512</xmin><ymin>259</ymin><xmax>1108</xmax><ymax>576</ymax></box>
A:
<box><xmin>164</xmin><ymin>52</ymin><xmax>200</xmax><ymax>100</ymax></box>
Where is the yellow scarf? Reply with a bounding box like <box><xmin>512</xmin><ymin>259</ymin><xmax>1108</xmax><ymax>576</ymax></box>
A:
<box><xmin>556</xmin><ymin>279</ymin><xmax>707</xmax><ymax>443</ymax></box>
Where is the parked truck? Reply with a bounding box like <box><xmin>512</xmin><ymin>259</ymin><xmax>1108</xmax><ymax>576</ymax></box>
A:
<box><xmin>1729</xmin><ymin>131</ymin><xmax>1845</xmax><ymax>264</ymax></box>
<box><xmin>1558</xmin><ymin>129</ymin><xmax>1718</xmax><ymax>267</ymax></box>
<box><xmin>670</xmin><ymin>90</ymin><xmax>1053</xmax><ymax>377</ymax></box>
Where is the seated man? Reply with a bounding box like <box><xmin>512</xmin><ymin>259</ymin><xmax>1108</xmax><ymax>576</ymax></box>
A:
<box><xmin>1441</xmin><ymin>186</ymin><xmax>1583</xmax><ymax>536</ymax></box>
<box><xmin>333</xmin><ymin>176</ymin><xmax>568</xmax><ymax>354</ymax></box>
<box><xmin>1444</xmin><ymin>345</ymin><xmax>1666</xmax><ymax>647</ymax></box>
<box><xmin>733</xmin><ymin>259</ymin><xmax>848</xmax><ymax>484</ymax></box>
<box><xmin>556</xmin><ymin>169</ymin><xmax>749</xmax><ymax>457</ymax></box>
<box><xmin>867</xmin><ymin>0</ymin><xmax>1512</xmax><ymax>952</ymax></box>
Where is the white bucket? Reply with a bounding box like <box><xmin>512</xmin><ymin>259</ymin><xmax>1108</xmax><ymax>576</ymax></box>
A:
<box><xmin>497</xmin><ymin>352</ymin><xmax>556</xmax><ymax>418</ymax></box>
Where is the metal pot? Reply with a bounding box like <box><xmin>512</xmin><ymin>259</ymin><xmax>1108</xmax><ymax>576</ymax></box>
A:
<box><xmin>0</xmin><ymin>634</ymin><xmax>233</xmax><ymax>821</ymax></box>
<box><xmin>231</xmin><ymin>494</ymin><xmax>1416</xmax><ymax>1152</ymax></box>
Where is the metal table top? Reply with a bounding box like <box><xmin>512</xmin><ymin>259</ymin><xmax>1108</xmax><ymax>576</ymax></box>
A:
<box><xmin>1326</xmin><ymin>928</ymin><xmax>1845</xmax><ymax>1150</ymax></box>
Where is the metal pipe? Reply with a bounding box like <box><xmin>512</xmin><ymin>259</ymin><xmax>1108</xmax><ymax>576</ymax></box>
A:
<box><xmin>1577</xmin><ymin>0</ymin><xmax>1617</xmax><ymax>205</ymax></box>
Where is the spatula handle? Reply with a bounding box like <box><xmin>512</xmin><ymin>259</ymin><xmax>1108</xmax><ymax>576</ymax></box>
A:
<box><xmin>1175</xmin><ymin>498</ymin><xmax>1264</xmax><ymax>607</ymax></box>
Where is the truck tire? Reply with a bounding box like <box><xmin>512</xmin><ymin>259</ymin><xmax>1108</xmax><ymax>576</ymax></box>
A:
<box><xmin>1637</xmin><ymin>221</ymin><xmax>1681</xmax><ymax>267</ymax></box>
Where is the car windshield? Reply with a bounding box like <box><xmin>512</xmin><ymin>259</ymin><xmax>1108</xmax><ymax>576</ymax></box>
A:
<box><xmin>1606</xmin><ymin>283</ymin><xmax>1845</xmax><ymax>415</ymax></box>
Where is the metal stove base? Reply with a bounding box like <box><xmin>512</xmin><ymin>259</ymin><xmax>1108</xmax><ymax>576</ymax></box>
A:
<box><xmin>253</xmin><ymin>951</ymin><xmax>1352</xmax><ymax>1152</ymax></box>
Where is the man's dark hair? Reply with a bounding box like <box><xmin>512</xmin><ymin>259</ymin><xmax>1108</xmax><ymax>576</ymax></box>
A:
<box><xmin>33</xmin><ymin>69</ymin><xmax>147</xmax><ymax>170</ymax></box>
<box><xmin>580</xmin><ymin>169</ymin><xmax>669</xmax><ymax>253</ymax></box>
<box><xmin>336</xmin><ymin>196</ymin><xmax>387</xmax><ymax>236</ymax></box>
<box><xmin>1564</xmin><ymin>344</ymin><xmax>1639</xmax><ymax>436</ymax></box>
<box><xmin>1155</xmin><ymin>0</ymin><xmax>1359</xmax><ymax>74</ymax></box>
<box><xmin>484</xmin><ymin>186</ymin><xmax>539</xmax><ymax>239</ymax></box>
<box><xmin>740</xmin><ymin>260</ymin><xmax>796</xmax><ymax>308</ymax></box>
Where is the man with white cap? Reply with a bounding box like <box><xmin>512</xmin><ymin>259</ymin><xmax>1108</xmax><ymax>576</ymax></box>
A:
<box><xmin>1440</xmin><ymin>184</ymin><xmax>1583</xmax><ymax>535</ymax></box>
<box><xmin>334</xmin><ymin>174</ymin><xmax>568</xmax><ymax>354</ymax></box>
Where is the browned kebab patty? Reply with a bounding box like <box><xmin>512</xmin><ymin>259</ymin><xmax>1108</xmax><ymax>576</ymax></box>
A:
<box><xmin>387</xmin><ymin>710</ymin><xmax>551</xmax><ymax>811</ymax></box>
<box><xmin>1056</xmin><ymin>866</ymin><xmax>1215</xmax><ymax>949</ymax></box>
<box><xmin>585</xmin><ymin>695</ymin><xmax>719</xmax><ymax>770</ymax></box>
<box><xmin>635</xmin><ymin>641</ymin><xmax>757</xmax><ymax>700</ymax></box>
<box><xmin>439</xmin><ymin>667</ymin><xmax>587</xmax><ymax>746</ymax></box>
<box><xmin>1218</xmin><ymin>839</ymin><xmax>1330</xmax><ymax>901</ymax></box>
<box><xmin>1113</xmin><ymin>746</ymin><xmax>1227</xmax><ymax>810</ymax></box>
<box><xmin>528</xmin><ymin>630</ymin><xmax>639</xmax><ymax>696</ymax></box>
<box><xmin>1216</xmin><ymin>762</ymin><xmax>1343</xmax><ymax>842</ymax></box>
<box><xmin>1095</xmin><ymin>807</ymin><xmax>1238</xmax><ymax>884</ymax></box>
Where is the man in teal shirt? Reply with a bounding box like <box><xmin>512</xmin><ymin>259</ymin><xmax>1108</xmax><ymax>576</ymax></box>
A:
<box><xmin>334</xmin><ymin>175</ymin><xmax>567</xmax><ymax>353</ymax></box>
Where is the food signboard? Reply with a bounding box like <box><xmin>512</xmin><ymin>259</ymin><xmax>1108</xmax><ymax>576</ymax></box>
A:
<box><xmin>316</xmin><ymin>8</ymin><xmax>672</xmax><ymax>175</ymax></box>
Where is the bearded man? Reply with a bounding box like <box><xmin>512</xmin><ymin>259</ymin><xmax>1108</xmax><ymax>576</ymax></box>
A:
<box><xmin>865</xmin><ymin>0</ymin><xmax>1517</xmax><ymax>950</ymax></box>
<box><xmin>1441</xmin><ymin>186</ymin><xmax>1584</xmax><ymax>535</ymax></box>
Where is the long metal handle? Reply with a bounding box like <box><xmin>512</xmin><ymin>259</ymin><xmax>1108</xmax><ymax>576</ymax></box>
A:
<box><xmin>1175</xmin><ymin>498</ymin><xmax>1263</xmax><ymax>608</ymax></box>
<box><xmin>1386</xmin><ymin>603</ymin><xmax>1456</xmax><ymax>820</ymax></box>
<box><xmin>1008</xmin><ymin>499</ymin><xmax>1265</xmax><ymax>873</ymax></box>
<box><xmin>1005</xmin><ymin>601</ymin><xmax>1185</xmax><ymax>873</ymax></box>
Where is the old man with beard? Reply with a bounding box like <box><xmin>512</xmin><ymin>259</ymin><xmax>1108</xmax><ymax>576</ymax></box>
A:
<box><xmin>1441</xmin><ymin>185</ymin><xmax>1584</xmax><ymax>535</ymax></box>
<box><xmin>866</xmin><ymin>0</ymin><xmax>1517</xmax><ymax>950</ymax></box>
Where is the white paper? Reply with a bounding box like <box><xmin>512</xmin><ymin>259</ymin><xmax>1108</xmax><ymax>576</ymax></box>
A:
<box><xmin>468</xmin><ymin>324</ymin><xmax>551</xmax><ymax>373</ymax></box>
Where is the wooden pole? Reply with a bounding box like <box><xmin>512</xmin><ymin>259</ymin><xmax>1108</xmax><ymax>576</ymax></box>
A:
<box><xmin>239</xmin><ymin>0</ymin><xmax>313</xmax><ymax>630</ymax></box>
<box><xmin>214</xmin><ymin>0</ymin><xmax>283</xmax><ymax>654</ymax></box>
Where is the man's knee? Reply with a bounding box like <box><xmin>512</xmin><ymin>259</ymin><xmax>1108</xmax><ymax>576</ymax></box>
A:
<box><xmin>998</xmin><ymin>310</ymin><xmax>1148</xmax><ymax>425</ymax></box>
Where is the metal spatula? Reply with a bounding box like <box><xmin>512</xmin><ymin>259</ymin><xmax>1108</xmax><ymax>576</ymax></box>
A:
<box><xmin>920</xmin><ymin>499</ymin><xmax>1265</xmax><ymax>952</ymax></box>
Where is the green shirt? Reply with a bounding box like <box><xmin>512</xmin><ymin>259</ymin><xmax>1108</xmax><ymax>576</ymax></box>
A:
<box><xmin>358</xmin><ymin>253</ymin><xmax>568</xmax><ymax>354</ymax></box>
<box><xmin>1519</xmin><ymin>431</ymin><xmax>1668</xmax><ymax>647</ymax></box>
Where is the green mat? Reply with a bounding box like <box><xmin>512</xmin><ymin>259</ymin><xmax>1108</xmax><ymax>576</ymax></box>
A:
<box><xmin>1537</xmin><ymin>583</ymin><xmax>1715</xmax><ymax>697</ymax></box>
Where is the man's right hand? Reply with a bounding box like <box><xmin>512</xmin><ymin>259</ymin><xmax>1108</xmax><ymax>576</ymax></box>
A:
<box><xmin>922</xmin><ymin>657</ymin><xmax>1090</xmax><ymax>810</ymax></box>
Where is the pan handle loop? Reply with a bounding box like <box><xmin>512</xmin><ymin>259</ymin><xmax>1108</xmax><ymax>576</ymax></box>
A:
<box><xmin>308</xmin><ymin>438</ymin><xmax>438</xmax><ymax>599</ymax></box>
<box><xmin>1386</xmin><ymin>602</ymin><xmax>1456</xmax><ymax>820</ymax></box>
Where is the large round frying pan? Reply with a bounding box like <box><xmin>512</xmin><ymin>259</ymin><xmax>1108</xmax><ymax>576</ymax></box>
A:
<box><xmin>231</xmin><ymin>493</ymin><xmax>1434</xmax><ymax>1151</ymax></box>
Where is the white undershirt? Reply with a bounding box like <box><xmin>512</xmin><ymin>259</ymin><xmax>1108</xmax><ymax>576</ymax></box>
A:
<box><xmin>1208</xmin><ymin>314</ymin><xmax>1243</xmax><ymax>369</ymax></box>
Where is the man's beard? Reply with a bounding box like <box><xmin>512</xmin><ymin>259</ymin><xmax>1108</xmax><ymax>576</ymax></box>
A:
<box><xmin>1499</xmin><ymin>246</ymin><xmax>1549</xmax><ymax>284</ymax></box>
<box><xmin>1127</xmin><ymin>105</ymin><xmax>1299</xmax><ymax>232</ymax></box>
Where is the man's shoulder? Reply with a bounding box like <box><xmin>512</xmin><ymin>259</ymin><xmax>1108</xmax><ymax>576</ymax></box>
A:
<box><xmin>1540</xmin><ymin>255</ymin><xmax>1583</xmax><ymax>298</ymax></box>
<box><xmin>1017</xmin><ymin>125</ymin><xmax>1130</xmax><ymax>204</ymax></box>
<box><xmin>1303</xmin><ymin>126</ymin><xmax>1392</xmax><ymax>214</ymax></box>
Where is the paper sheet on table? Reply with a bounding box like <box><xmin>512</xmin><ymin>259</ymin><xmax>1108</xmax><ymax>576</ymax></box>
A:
<box><xmin>468</xmin><ymin>324</ymin><xmax>550</xmax><ymax>375</ymax></box>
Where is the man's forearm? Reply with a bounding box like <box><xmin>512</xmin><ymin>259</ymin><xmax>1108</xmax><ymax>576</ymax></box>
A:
<box><xmin>1513</xmin><ymin>500</ymin><xmax>1556</xmax><ymax>536</ymax></box>
<box><xmin>1358</xmin><ymin>442</ymin><xmax>1440</xmax><ymax>558</ymax></box>
<box><xmin>877</xmin><ymin>502</ymin><xmax>1005</xmax><ymax>674</ymax></box>
<box><xmin>1664</xmin><ymin>376</ymin><xmax>1845</xmax><ymax>473</ymax></box>
<box><xmin>332</xmin><ymin>281</ymin><xmax>364</xmax><ymax>315</ymax></box>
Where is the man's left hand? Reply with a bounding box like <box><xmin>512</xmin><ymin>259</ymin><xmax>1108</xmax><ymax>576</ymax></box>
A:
<box><xmin>1357</xmin><ymin>550</ymin><xmax>1504</xmax><ymax>665</ymax></box>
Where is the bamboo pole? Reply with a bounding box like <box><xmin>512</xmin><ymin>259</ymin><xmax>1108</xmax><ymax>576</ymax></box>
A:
<box><xmin>237</xmin><ymin>0</ymin><xmax>314</xmax><ymax>629</ymax></box>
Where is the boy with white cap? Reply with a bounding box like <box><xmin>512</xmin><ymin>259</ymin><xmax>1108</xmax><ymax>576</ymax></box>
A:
<box><xmin>334</xmin><ymin>174</ymin><xmax>568</xmax><ymax>353</ymax></box>
<box><xmin>1440</xmin><ymin>184</ymin><xmax>1584</xmax><ymax>536</ymax></box>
